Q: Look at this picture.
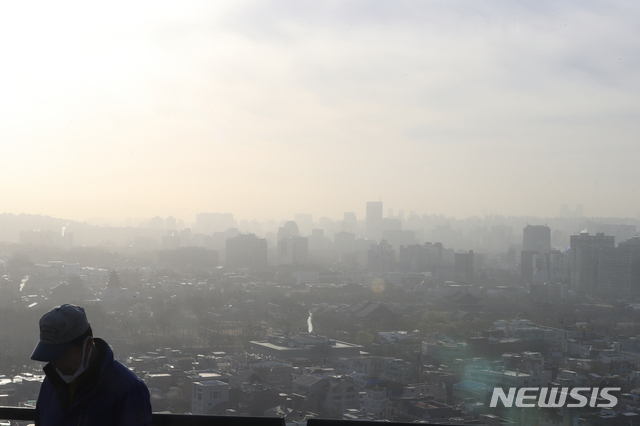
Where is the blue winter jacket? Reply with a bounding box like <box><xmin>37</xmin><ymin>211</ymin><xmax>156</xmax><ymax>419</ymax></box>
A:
<box><xmin>35</xmin><ymin>338</ymin><xmax>152</xmax><ymax>426</ymax></box>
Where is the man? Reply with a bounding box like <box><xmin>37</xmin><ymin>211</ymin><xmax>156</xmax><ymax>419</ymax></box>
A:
<box><xmin>31</xmin><ymin>304</ymin><xmax>152</xmax><ymax>425</ymax></box>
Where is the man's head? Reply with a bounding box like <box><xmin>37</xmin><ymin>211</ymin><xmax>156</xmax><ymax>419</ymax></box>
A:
<box><xmin>31</xmin><ymin>304</ymin><xmax>92</xmax><ymax>363</ymax></box>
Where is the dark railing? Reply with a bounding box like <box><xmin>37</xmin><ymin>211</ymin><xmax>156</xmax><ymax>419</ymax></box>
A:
<box><xmin>0</xmin><ymin>407</ymin><xmax>448</xmax><ymax>425</ymax></box>
<box><xmin>0</xmin><ymin>407</ymin><xmax>286</xmax><ymax>425</ymax></box>
<box><xmin>151</xmin><ymin>413</ymin><xmax>286</xmax><ymax>426</ymax></box>
<box><xmin>0</xmin><ymin>407</ymin><xmax>33</xmax><ymax>422</ymax></box>
<box><xmin>308</xmin><ymin>420</ymin><xmax>442</xmax><ymax>426</ymax></box>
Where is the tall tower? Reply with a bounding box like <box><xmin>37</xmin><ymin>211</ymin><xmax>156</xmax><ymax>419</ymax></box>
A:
<box><xmin>455</xmin><ymin>250</ymin><xmax>474</xmax><ymax>284</ymax></box>
<box><xmin>523</xmin><ymin>225</ymin><xmax>551</xmax><ymax>253</ymax></box>
<box><xmin>366</xmin><ymin>201</ymin><xmax>383</xmax><ymax>241</ymax></box>
<box><xmin>521</xmin><ymin>225</ymin><xmax>551</xmax><ymax>284</ymax></box>
<box><xmin>569</xmin><ymin>232</ymin><xmax>615</xmax><ymax>293</ymax></box>
<box><xmin>225</xmin><ymin>234</ymin><xmax>268</xmax><ymax>271</ymax></box>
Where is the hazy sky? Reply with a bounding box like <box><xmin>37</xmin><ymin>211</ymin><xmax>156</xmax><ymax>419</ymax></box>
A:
<box><xmin>1</xmin><ymin>1</ymin><xmax>639</xmax><ymax>224</ymax></box>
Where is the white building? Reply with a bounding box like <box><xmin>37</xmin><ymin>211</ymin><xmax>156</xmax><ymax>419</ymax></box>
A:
<box><xmin>191</xmin><ymin>380</ymin><xmax>229</xmax><ymax>414</ymax></box>
<box><xmin>361</xmin><ymin>386</ymin><xmax>387</xmax><ymax>419</ymax></box>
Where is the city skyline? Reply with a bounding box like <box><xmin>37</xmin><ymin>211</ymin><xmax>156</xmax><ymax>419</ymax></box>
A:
<box><xmin>0</xmin><ymin>200</ymin><xmax>629</xmax><ymax>230</ymax></box>
<box><xmin>2</xmin><ymin>2</ymin><xmax>639</xmax><ymax>223</ymax></box>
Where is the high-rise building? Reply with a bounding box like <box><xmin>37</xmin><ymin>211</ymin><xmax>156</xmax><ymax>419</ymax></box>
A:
<box><xmin>225</xmin><ymin>233</ymin><xmax>268</xmax><ymax>271</ymax></box>
<box><xmin>366</xmin><ymin>201</ymin><xmax>383</xmax><ymax>241</ymax></box>
<box><xmin>455</xmin><ymin>251</ymin><xmax>474</xmax><ymax>284</ymax></box>
<box><xmin>382</xmin><ymin>229</ymin><xmax>417</xmax><ymax>257</ymax></box>
<box><xmin>277</xmin><ymin>221</ymin><xmax>300</xmax><ymax>241</ymax></box>
<box><xmin>520</xmin><ymin>250</ymin><xmax>537</xmax><ymax>285</ymax></box>
<box><xmin>367</xmin><ymin>240</ymin><xmax>394</xmax><ymax>273</ymax></box>
<box><xmin>521</xmin><ymin>225</ymin><xmax>551</xmax><ymax>284</ymax></box>
<box><xmin>523</xmin><ymin>225</ymin><xmax>551</xmax><ymax>253</ymax></box>
<box><xmin>381</xmin><ymin>217</ymin><xmax>402</xmax><ymax>232</ymax></box>
<box><xmin>489</xmin><ymin>225</ymin><xmax>513</xmax><ymax>253</ymax></box>
<box><xmin>165</xmin><ymin>216</ymin><xmax>177</xmax><ymax>231</ymax></box>
<box><xmin>308</xmin><ymin>229</ymin><xmax>331</xmax><ymax>252</ymax></box>
<box><xmin>334</xmin><ymin>231</ymin><xmax>356</xmax><ymax>255</ymax></box>
<box><xmin>399</xmin><ymin>243</ymin><xmax>433</xmax><ymax>273</ymax></box>
<box><xmin>568</xmin><ymin>232</ymin><xmax>615</xmax><ymax>293</ymax></box>
<box><xmin>342</xmin><ymin>212</ymin><xmax>357</xmax><ymax>234</ymax></box>
<box><xmin>278</xmin><ymin>236</ymin><xmax>308</xmax><ymax>265</ymax></box>
<box><xmin>526</xmin><ymin>250</ymin><xmax>567</xmax><ymax>286</ymax></box>
<box><xmin>579</xmin><ymin>222</ymin><xmax>636</xmax><ymax>244</ymax></box>
<box><xmin>597</xmin><ymin>237</ymin><xmax>640</xmax><ymax>297</ymax></box>
<box><xmin>547</xmin><ymin>250</ymin><xmax>568</xmax><ymax>284</ymax></box>
<box><xmin>149</xmin><ymin>216</ymin><xmax>164</xmax><ymax>230</ymax></box>
<box><xmin>294</xmin><ymin>214</ymin><xmax>313</xmax><ymax>236</ymax></box>
<box><xmin>196</xmin><ymin>213</ymin><xmax>237</xmax><ymax>234</ymax></box>
<box><xmin>162</xmin><ymin>233</ymin><xmax>181</xmax><ymax>250</ymax></box>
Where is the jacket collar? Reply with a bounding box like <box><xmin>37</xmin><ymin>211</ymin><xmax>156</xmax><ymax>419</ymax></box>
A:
<box><xmin>43</xmin><ymin>338</ymin><xmax>109</xmax><ymax>410</ymax></box>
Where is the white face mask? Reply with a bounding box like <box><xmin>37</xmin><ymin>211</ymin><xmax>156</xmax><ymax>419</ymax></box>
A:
<box><xmin>56</xmin><ymin>336</ymin><xmax>93</xmax><ymax>384</ymax></box>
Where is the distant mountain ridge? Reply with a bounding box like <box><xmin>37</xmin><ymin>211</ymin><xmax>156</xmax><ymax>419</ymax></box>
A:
<box><xmin>0</xmin><ymin>213</ymin><xmax>163</xmax><ymax>247</ymax></box>
<box><xmin>0</xmin><ymin>213</ymin><xmax>88</xmax><ymax>243</ymax></box>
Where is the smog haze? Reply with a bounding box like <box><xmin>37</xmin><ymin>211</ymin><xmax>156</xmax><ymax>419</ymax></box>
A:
<box><xmin>1</xmin><ymin>1</ymin><xmax>639</xmax><ymax>223</ymax></box>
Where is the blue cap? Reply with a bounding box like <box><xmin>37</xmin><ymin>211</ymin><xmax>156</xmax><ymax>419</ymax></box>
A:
<box><xmin>31</xmin><ymin>304</ymin><xmax>90</xmax><ymax>362</ymax></box>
